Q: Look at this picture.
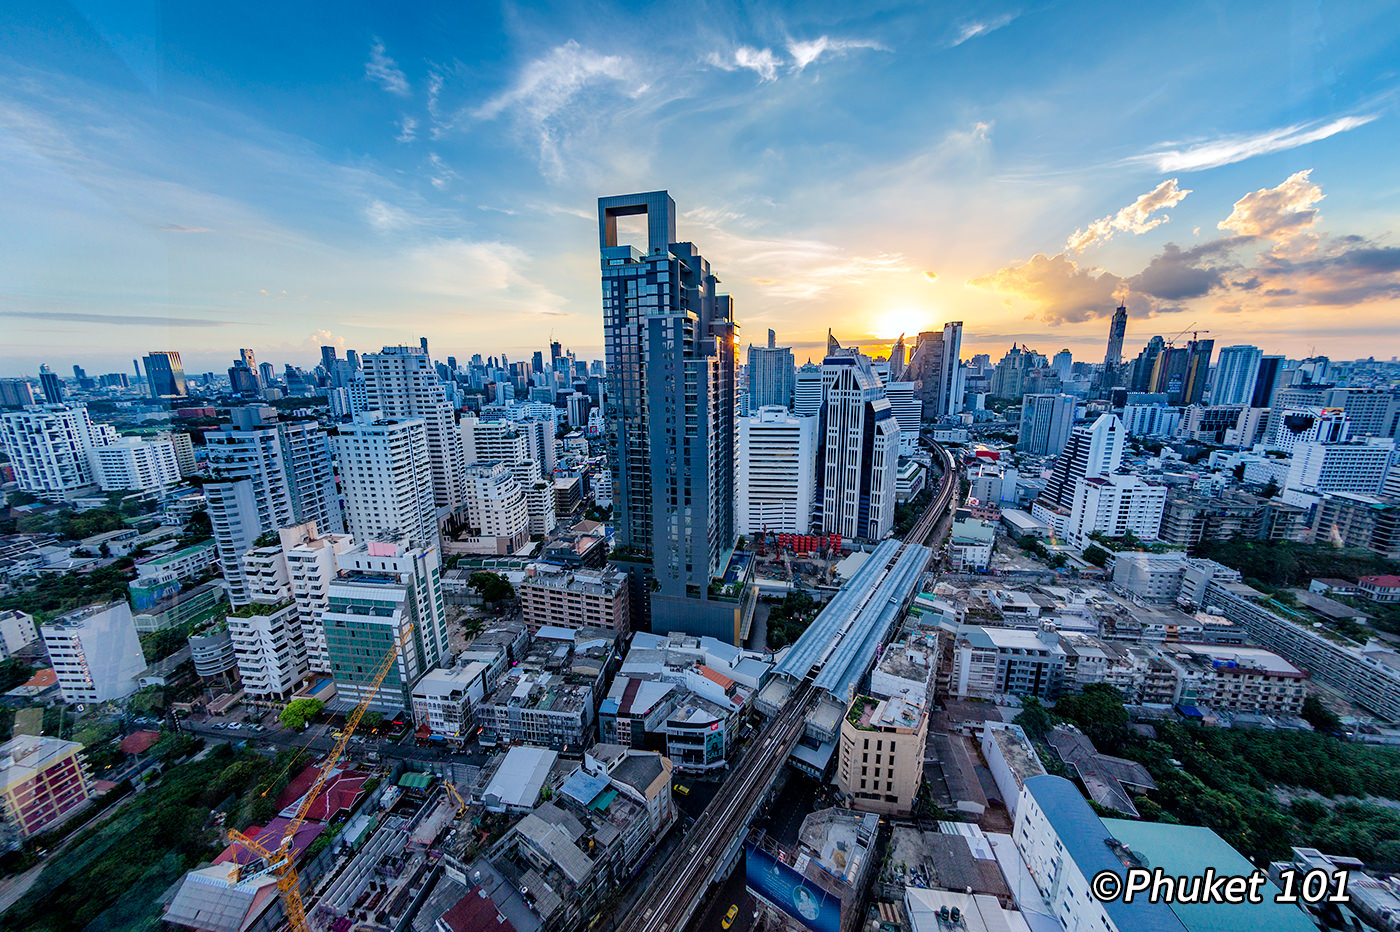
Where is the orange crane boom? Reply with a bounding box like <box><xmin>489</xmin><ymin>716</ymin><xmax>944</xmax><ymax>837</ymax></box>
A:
<box><xmin>229</xmin><ymin>622</ymin><xmax>415</xmax><ymax>932</ymax></box>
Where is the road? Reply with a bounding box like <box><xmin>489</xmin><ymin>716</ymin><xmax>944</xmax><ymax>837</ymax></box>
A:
<box><xmin>614</xmin><ymin>441</ymin><xmax>960</xmax><ymax>932</ymax></box>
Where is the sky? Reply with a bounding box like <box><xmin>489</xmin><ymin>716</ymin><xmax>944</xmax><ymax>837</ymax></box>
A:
<box><xmin>2</xmin><ymin>0</ymin><xmax>1399</xmax><ymax>377</ymax></box>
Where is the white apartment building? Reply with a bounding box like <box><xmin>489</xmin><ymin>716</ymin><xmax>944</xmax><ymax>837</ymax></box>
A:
<box><xmin>205</xmin><ymin>415</ymin><xmax>341</xmax><ymax>606</ymax></box>
<box><xmin>0</xmin><ymin>610</ymin><xmax>38</xmax><ymax>659</ymax></box>
<box><xmin>1120</xmin><ymin>403</ymin><xmax>1181</xmax><ymax>439</ymax></box>
<box><xmin>41</xmin><ymin>603</ymin><xmax>147</xmax><ymax>704</ymax></box>
<box><xmin>282</xmin><ymin>522</ymin><xmax>354</xmax><ymax>674</ymax></box>
<box><xmin>1284</xmin><ymin>439</ymin><xmax>1395</xmax><ymax>497</ymax></box>
<box><xmin>0</xmin><ymin>404</ymin><xmax>106</xmax><ymax>501</ymax></box>
<box><xmin>1212</xmin><ymin>344</ymin><xmax>1263</xmax><ymax>406</ymax></box>
<box><xmin>1066</xmin><ymin>474</ymin><xmax>1167</xmax><ymax>548</ymax></box>
<box><xmin>821</xmin><ymin>354</ymin><xmax>900</xmax><ymax>541</ymax></box>
<box><xmin>458</xmin><ymin>463</ymin><xmax>530</xmax><ymax>554</ymax></box>
<box><xmin>411</xmin><ymin>661</ymin><xmax>491</xmax><ymax>743</ymax></box>
<box><xmin>362</xmin><ymin>345</ymin><xmax>466</xmax><ymax>512</ymax></box>
<box><xmin>883</xmin><ymin>382</ymin><xmax>924</xmax><ymax>454</ymax></box>
<box><xmin>88</xmin><ymin>436</ymin><xmax>180</xmax><ymax>492</ymax></box>
<box><xmin>227</xmin><ymin>602</ymin><xmax>308</xmax><ymax>701</ymax></box>
<box><xmin>1017</xmin><ymin>393</ymin><xmax>1076</xmax><ymax>455</ymax></box>
<box><xmin>508</xmin><ymin>459</ymin><xmax>559</xmax><ymax>537</ymax></box>
<box><xmin>460</xmin><ymin>416</ymin><xmax>529</xmax><ymax>466</ymax></box>
<box><xmin>737</xmin><ymin>406</ymin><xmax>817</xmax><ymax>535</ymax></box>
<box><xmin>334</xmin><ymin>415</ymin><xmax>438</xmax><ymax>546</ymax></box>
<box><xmin>1266</xmin><ymin>406</ymin><xmax>1350</xmax><ymax>454</ymax></box>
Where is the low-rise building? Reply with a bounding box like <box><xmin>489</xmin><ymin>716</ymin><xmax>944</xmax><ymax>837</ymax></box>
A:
<box><xmin>948</xmin><ymin>518</ymin><xmax>995</xmax><ymax>572</ymax></box>
<box><xmin>0</xmin><ymin>610</ymin><xmax>38</xmax><ymax>659</ymax></box>
<box><xmin>836</xmin><ymin>693</ymin><xmax>928</xmax><ymax>816</ymax></box>
<box><xmin>1162</xmin><ymin>643</ymin><xmax>1308</xmax><ymax>715</ymax></box>
<box><xmin>950</xmin><ymin>624</ymin><xmax>1065</xmax><ymax>700</ymax></box>
<box><xmin>1359</xmin><ymin>575</ymin><xmax>1400</xmax><ymax>604</ymax></box>
<box><xmin>134</xmin><ymin>540</ymin><xmax>217</xmax><ymax>584</ymax></box>
<box><xmin>227</xmin><ymin>601</ymin><xmax>306</xmax><ymax>702</ymax></box>
<box><xmin>0</xmin><ymin>735</ymin><xmax>92</xmax><ymax>844</ymax></box>
<box><xmin>518</xmin><ymin>563</ymin><xmax>629</xmax><ymax>637</ymax></box>
<box><xmin>411</xmin><ymin>661</ymin><xmax>491</xmax><ymax>745</ymax></box>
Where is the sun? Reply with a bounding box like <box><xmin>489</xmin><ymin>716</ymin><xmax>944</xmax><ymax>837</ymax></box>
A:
<box><xmin>875</xmin><ymin>307</ymin><xmax>936</xmax><ymax>342</ymax></box>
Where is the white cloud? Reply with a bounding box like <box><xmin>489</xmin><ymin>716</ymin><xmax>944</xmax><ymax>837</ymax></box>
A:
<box><xmin>951</xmin><ymin>13</ymin><xmax>1019</xmax><ymax>47</ymax></box>
<box><xmin>365</xmin><ymin>40</ymin><xmax>409</xmax><ymax>96</ymax></box>
<box><xmin>1218</xmin><ymin>170</ymin><xmax>1324</xmax><ymax>240</ymax></box>
<box><xmin>473</xmin><ymin>41</ymin><xmax>630</xmax><ymax>121</ymax></box>
<box><xmin>365</xmin><ymin>199</ymin><xmax>410</xmax><ymax>231</ymax></box>
<box><xmin>426</xmin><ymin>152</ymin><xmax>456</xmax><ymax>190</ymax></box>
<box><xmin>1067</xmin><ymin>178</ymin><xmax>1192</xmax><ymax>252</ymax></box>
<box><xmin>734</xmin><ymin>46</ymin><xmax>782</xmax><ymax>82</ymax></box>
<box><xmin>402</xmin><ymin>239</ymin><xmax>567</xmax><ymax>313</ymax></box>
<box><xmin>395</xmin><ymin>115</ymin><xmax>417</xmax><ymax>143</ymax></box>
<box><xmin>786</xmin><ymin>36</ymin><xmax>887</xmax><ymax>72</ymax></box>
<box><xmin>1131</xmin><ymin>114</ymin><xmax>1377</xmax><ymax>173</ymax></box>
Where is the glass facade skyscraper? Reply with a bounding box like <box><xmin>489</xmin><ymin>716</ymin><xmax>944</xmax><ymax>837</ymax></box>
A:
<box><xmin>599</xmin><ymin>191</ymin><xmax>742</xmax><ymax>640</ymax></box>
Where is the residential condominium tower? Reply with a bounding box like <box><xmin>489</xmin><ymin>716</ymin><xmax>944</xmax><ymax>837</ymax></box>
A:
<box><xmin>334</xmin><ymin>415</ymin><xmax>437</xmax><ymax>546</ymax></box>
<box><xmin>902</xmin><ymin>322</ymin><xmax>963</xmax><ymax>420</ymax></box>
<box><xmin>820</xmin><ymin>351</ymin><xmax>900</xmax><ymax>541</ymax></box>
<box><xmin>599</xmin><ymin>191</ymin><xmax>741</xmax><ymax>640</ymax></box>
<box><xmin>747</xmin><ymin>329</ymin><xmax>796</xmax><ymax>410</ymax></box>
<box><xmin>362</xmin><ymin>344</ymin><xmax>466</xmax><ymax>516</ymax></box>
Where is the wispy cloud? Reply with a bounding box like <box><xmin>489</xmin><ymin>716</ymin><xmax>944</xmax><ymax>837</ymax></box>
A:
<box><xmin>157</xmin><ymin>223</ymin><xmax>213</xmax><ymax>234</ymax></box>
<box><xmin>1130</xmin><ymin>114</ymin><xmax>1378</xmax><ymax>172</ymax></box>
<box><xmin>950</xmin><ymin>13</ymin><xmax>1019</xmax><ymax>47</ymax></box>
<box><xmin>786</xmin><ymin>36</ymin><xmax>888</xmax><ymax>72</ymax></box>
<box><xmin>1066</xmin><ymin>178</ymin><xmax>1192</xmax><ymax>252</ymax></box>
<box><xmin>0</xmin><ymin>309</ymin><xmax>226</xmax><ymax>327</ymax></box>
<box><xmin>395</xmin><ymin>115</ymin><xmax>417</xmax><ymax>143</ymax></box>
<box><xmin>365</xmin><ymin>40</ymin><xmax>410</xmax><ymax>96</ymax></box>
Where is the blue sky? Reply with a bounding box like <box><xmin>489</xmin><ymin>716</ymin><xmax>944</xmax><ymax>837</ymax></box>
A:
<box><xmin>2</xmin><ymin>0</ymin><xmax>1398</xmax><ymax>377</ymax></box>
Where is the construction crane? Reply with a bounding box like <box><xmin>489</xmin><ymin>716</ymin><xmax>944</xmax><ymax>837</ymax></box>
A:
<box><xmin>445</xmin><ymin>781</ymin><xmax>467</xmax><ymax>818</ymax></box>
<box><xmin>1165</xmin><ymin>322</ymin><xmax>1210</xmax><ymax>347</ymax></box>
<box><xmin>227</xmin><ymin>623</ymin><xmax>415</xmax><ymax>932</ymax></box>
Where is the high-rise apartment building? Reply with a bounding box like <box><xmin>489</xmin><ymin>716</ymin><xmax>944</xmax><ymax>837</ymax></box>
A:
<box><xmin>41</xmin><ymin>603</ymin><xmax>147</xmax><ymax>703</ymax></box>
<box><xmin>820</xmin><ymin>352</ymin><xmax>900</xmax><ymax>541</ymax></box>
<box><xmin>87</xmin><ymin>436</ymin><xmax>180</xmax><ymax>492</ymax></box>
<box><xmin>1037</xmin><ymin>413</ymin><xmax>1126</xmax><ymax>513</ymax></box>
<box><xmin>258</xmin><ymin>361</ymin><xmax>275</xmax><ymax>387</ymax></box>
<box><xmin>1284</xmin><ymin>439</ymin><xmax>1396</xmax><ymax>498</ymax></box>
<box><xmin>1321</xmin><ymin>389</ymin><xmax>1400</xmax><ymax>439</ymax></box>
<box><xmin>902</xmin><ymin>323</ymin><xmax>963</xmax><ymax>419</ymax></box>
<box><xmin>793</xmin><ymin>363</ymin><xmax>825</xmax><ymax>416</ymax></box>
<box><xmin>1251</xmin><ymin>356</ymin><xmax>1284</xmax><ymax>408</ymax></box>
<box><xmin>1182</xmin><ymin>338</ymin><xmax>1214</xmax><ymax>406</ymax></box>
<box><xmin>1212</xmin><ymin>345</ymin><xmax>1262</xmax><ymax>406</ymax></box>
<box><xmin>737</xmin><ymin>406</ymin><xmax>818</xmax><ymax>535</ymax></box>
<box><xmin>1017</xmin><ymin>394</ymin><xmax>1077</xmax><ymax>455</ymax></box>
<box><xmin>0</xmin><ymin>403</ymin><xmax>107</xmax><ymax>501</ymax></box>
<box><xmin>1066</xmin><ymin>474</ymin><xmax>1168</xmax><ymax>548</ymax></box>
<box><xmin>324</xmin><ymin>538</ymin><xmax>449</xmax><ymax>712</ymax></box>
<box><xmin>836</xmin><ymin>693</ymin><xmax>928</xmax><ymax>817</ymax></box>
<box><xmin>461</xmin><ymin>415</ymin><xmax>530</xmax><ymax>466</ymax></box>
<box><xmin>334</xmin><ymin>415</ymin><xmax>437</xmax><ymax>546</ymax></box>
<box><xmin>747</xmin><ymin>329</ymin><xmax>796</xmax><ymax>410</ymax></box>
<box><xmin>599</xmin><ymin>191</ymin><xmax>740</xmax><ymax>638</ymax></box>
<box><xmin>281</xmin><ymin>522</ymin><xmax>353</xmax><ymax>674</ymax></box>
<box><xmin>205</xmin><ymin>410</ymin><xmax>341</xmax><ymax>605</ymax></box>
<box><xmin>142</xmin><ymin>351</ymin><xmax>188</xmax><ymax>398</ymax></box>
<box><xmin>459</xmin><ymin>463</ymin><xmax>531</xmax><ymax>554</ymax></box>
<box><xmin>0</xmin><ymin>380</ymin><xmax>37</xmax><ymax>408</ymax></box>
<box><xmin>37</xmin><ymin>365</ymin><xmax>63</xmax><ymax>404</ymax></box>
<box><xmin>362</xmin><ymin>345</ymin><xmax>466</xmax><ymax>515</ymax></box>
<box><xmin>883</xmin><ymin>382</ymin><xmax>923</xmax><ymax>454</ymax></box>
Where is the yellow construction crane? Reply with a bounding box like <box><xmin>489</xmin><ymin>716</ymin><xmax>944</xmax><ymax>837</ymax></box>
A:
<box><xmin>445</xmin><ymin>780</ymin><xmax>467</xmax><ymax>817</ymax></box>
<box><xmin>228</xmin><ymin>623</ymin><xmax>415</xmax><ymax>932</ymax></box>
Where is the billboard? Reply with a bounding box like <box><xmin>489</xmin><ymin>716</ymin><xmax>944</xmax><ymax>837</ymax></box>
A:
<box><xmin>744</xmin><ymin>841</ymin><xmax>842</xmax><ymax>932</ymax></box>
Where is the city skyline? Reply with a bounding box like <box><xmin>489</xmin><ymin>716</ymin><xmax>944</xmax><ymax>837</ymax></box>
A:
<box><xmin>3</xmin><ymin>1</ymin><xmax>1399</xmax><ymax>376</ymax></box>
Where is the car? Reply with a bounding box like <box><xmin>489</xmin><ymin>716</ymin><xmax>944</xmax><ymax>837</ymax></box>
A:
<box><xmin>722</xmin><ymin>904</ymin><xmax>738</xmax><ymax>929</ymax></box>
<box><xmin>228</xmin><ymin>722</ymin><xmax>242</xmax><ymax>730</ymax></box>
<box><xmin>673</xmin><ymin>783</ymin><xmax>690</xmax><ymax>796</ymax></box>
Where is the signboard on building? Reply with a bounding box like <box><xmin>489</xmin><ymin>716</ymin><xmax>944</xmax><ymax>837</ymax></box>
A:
<box><xmin>744</xmin><ymin>841</ymin><xmax>841</xmax><ymax>932</ymax></box>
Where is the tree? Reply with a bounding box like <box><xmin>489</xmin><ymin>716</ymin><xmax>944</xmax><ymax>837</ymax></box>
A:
<box><xmin>469</xmin><ymin>571</ymin><xmax>515</xmax><ymax>604</ymax></box>
<box><xmin>1014</xmin><ymin>697</ymin><xmax>1053</xmax><ymax>740</ymax></box>
<box><xmin>1302</xmin><ymin>696</ymin><xmax>1343</xmax><ymax>735</ymax></box>
<box><xmin>279</xmin><ymin>697</ymin><xmax>324</xmax><ymax>731</ymax></box>
<box><xmin>1082</xmin><ymin>545</ymin><xmax>1110</xmax><ymax>568</ymax></box>
<box><xmin>1261</xmin><ymin>477</ymin><xmax>1280</xmax><ymax>499</ymax></box>
<box><xmin>0</xmin><ymin>658</ymin><xmax>33</xmax><ymax>693</ymax></box>
<box><xmin>1053</xmin><ymin>684</ymin><xmax>1130</xmax><ymax>750</ymax></box>
<box><xmin>361</xmin><ymin>711</ymin><xmax>384</xmax><ymax>732</ymax></box>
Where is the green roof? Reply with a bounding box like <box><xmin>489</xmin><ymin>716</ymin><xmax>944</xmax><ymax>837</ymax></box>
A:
<box><xmin>397</xmin><ymin>772</ymin><xmax>433</xmax><ymax>790</ymax></box>
<box><xmin>1104</xmin><ymin>819</ymin><xmax>1317</xmax><ymax>932</ymax></box>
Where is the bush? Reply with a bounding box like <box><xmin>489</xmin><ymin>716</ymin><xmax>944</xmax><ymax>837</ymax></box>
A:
<box><xmin>1082</xmin><ymin>544</ymin><xmax>1110</xmax><ymax>568</ymax></box>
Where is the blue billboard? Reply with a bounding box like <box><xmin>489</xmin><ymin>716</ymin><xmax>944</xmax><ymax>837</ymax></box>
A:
<box><xmin>744</xmin><ymin>841</ymin><xmax>842</xmax><ymax>932</ymax></box>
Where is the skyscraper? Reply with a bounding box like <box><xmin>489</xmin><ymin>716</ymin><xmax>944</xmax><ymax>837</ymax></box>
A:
<box><xmin>1182</xmin><ymin>338</ymin><xmax>1214</xmax><ymax>406</ymax></box>
<box><xmin>1212</xmin><ymin>345</ymin><xmax>1263</xmax><ymax>406</ymax></box>
<box><xmin>258</xmin><ymin>361</ymin><xmax>275</xmax><ymax>387</ymax></box>
<box><xmin>793</xmin><ymin>362</ymin><xmax>825</xmax><ymax>416</ymax></box>
<box><xmin>1037</xmin><ymin>413</ymin><xmax>1126</xmax><ymax>513</ymax></box>
<box><xmin>737</xmin><ymin>406</ymin><xmax>817</xmax><ymax>535</ymax></box>
<box><xmin>362</xmin><ymin>345</ymin><xmax>465</xmax><ymax>516</ymax></box>
<box><xmin>142</xmin><ymin>352</ymin><xmax>188</xmax><ymax>398</ymax></box>
<box><xmin>889</xmin><ymin>335</ymin><xmax>907</xmax><ymax>377</ymax></box>
<box><xmin>903</xmin><ymin>323</ymin><xmax>963</xmax><ymax>419</ymax></box>
<box><xmin>238</xmin><ymin>348</ymin><xmax>257</xmax><ymax>372</ymax></box>
<box><xmin>1104</xmin><ymin>304</ymin><xmax>1128</xmax><ymax>367</ymax></box>
<box><xmin>0</xmin><ymin>404</ymin><xmax>104</xmax><ymax>500</ymax></box>
<box><xmin>747</xmin><ymin>329</ymin><xmax>796</xmax><ymax>410</ymax></box>
<box><xmin>37</xmin><ymin>365</ymin><xmax>63</xmax><ymax>404</ymax></box>
<box><xmin>1018</xmin><ymin>394</ymin><xmax>1077</xmax><ymax>455</ymax></box>
<box><xmin>819</xmin><ymin>351</ymin><xmax>900</xmax><ymax>540</ymax></box>
<box><xmin>599</xmin><ymin>191</ymin><xmax>740</xmax><ymax>641</ymax></box>
<box><xmin>1129</xmin><ymin>336</ymin><xmax>1165</xmax><ymax>393</ymax></box>
<box><xmin>1251</xmin><ymin>356</ymin><xmax>1284</xmax><ymax>408</ymax></box>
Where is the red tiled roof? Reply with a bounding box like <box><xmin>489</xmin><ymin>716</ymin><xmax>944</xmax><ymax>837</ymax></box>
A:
<box><xmin>439</xmin><ymin>887</ymin><xmax>516</xmax><ymax>932</ymax></box>
<box><xmin>1360</xmin><ymin>575</ymin><xmax>1400</xmax><ymax>587</ymax></box>
<box><xmin>119</xmin><ymin>730</ymin><xmax>160</xmax><ymax>755</ymax></box>
<box><xmin>214</xmin><ymin>817</ymin><xmax>324</xmax><ymax>866</ymax></box>
<box><xmin>697</xmin><ymin>665</ymin><xmax>735</xmax><ymax>692</ymax></box>
<box><xmin>22</xmin><ymin>668</ymin><xmax>57</xmax><ymax>690</ymax></box>
<box><xmin>275</xmin><ymin>762</ymin><xmax>324</xmax><ymax>811</ymax></box>
<box><xmin>278</xmin><ymin>769</ymin><xmax>369</xmax><ymax>822</ymax></box>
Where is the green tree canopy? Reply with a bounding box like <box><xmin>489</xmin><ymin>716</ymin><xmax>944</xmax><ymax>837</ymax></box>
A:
<box><xmin>279</xmin><ymin>697</ymin><xmax>324</xmax><ymax>731</ymax></box>
<box><xmin>469</xmin><ymin>571</ymin><xmax>515</xmax><ymax>603</ymax></box>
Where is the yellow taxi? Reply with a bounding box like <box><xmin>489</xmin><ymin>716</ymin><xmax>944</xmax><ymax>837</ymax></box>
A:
<box><xmin>722</xmin><ymin>904</ymin><xmax>738</xmax><ymax>929</ymax></box>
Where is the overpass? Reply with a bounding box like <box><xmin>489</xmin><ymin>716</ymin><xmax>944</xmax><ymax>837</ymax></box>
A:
<box><xmin>613</xmin><ymin>442</ymin><xmax>960</xmax><ymax>932</ymax></box>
